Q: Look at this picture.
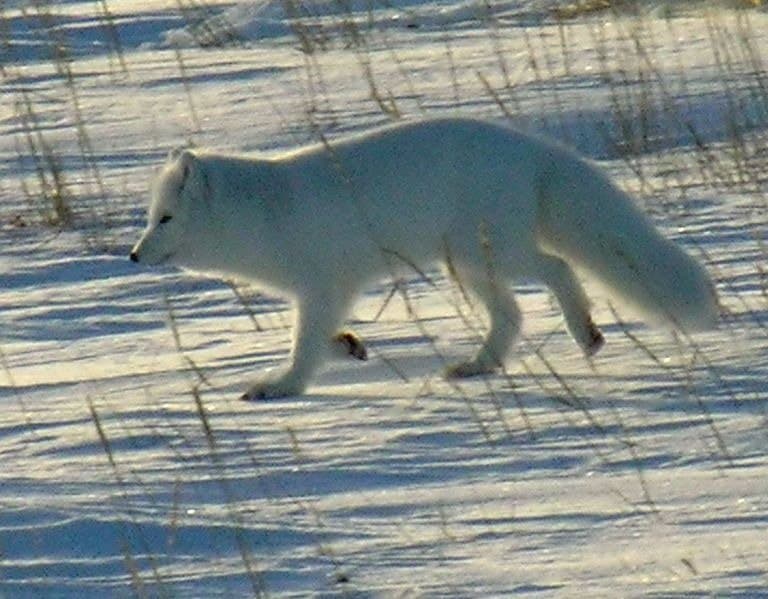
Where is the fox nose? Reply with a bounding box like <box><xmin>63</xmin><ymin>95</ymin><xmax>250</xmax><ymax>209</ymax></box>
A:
<box><xmin>129</xmin><ymin>251</ymin><xmax>139</xmax><ymax>263</ymax></box>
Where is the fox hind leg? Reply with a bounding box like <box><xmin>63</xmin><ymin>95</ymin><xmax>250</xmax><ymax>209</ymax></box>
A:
<box><xmin>533</xmin><ymin>253</ymin><xmax>604</xmax><ymax>356</ymax></box>
<box><xmin>446</xmin><ymin>268</ymin><xmax>522</xmax><ymax>378</ymax></box>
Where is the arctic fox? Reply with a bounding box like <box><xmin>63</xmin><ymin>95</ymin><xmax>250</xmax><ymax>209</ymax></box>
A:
<box><xmin>130</xmin><ymin>117</ymin><xmax>718</xmax><ymax>399</ymax></box>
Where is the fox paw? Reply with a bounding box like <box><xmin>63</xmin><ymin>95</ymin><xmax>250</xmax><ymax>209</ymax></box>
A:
<box><xmin>445</xmin><ymin>360</ymin><xmax>495</xmax><ymax>379</ymax></box>
<box><xmin>584</xmin><ymin>321</ymin><xmax>605</xmax><ymax>357</ymax></box>
<box><xmin>240</xmin><ymin>373</ymin><xmax>305</xmax><ymax>401</ymax></box>
<box><xmin>333</xmin><ymin>330</ymin><xmax>368</xmax><ymax>361</ymax></box>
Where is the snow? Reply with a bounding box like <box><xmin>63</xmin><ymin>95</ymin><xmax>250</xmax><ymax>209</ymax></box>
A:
<box><xmin>1</xmin><ymin>0</ymin><xmax>767</xmax><ymax>596</ymax></box>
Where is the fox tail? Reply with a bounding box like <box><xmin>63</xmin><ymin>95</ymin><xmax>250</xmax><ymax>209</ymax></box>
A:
<box><xmin>536</xmin><ymin>156</ymin><xmax>718</xmax><ymax>332</ymax></box>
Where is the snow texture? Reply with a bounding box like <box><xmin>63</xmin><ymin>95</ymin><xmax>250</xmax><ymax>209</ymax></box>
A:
<box><xmin>1</xmin><ymin>0</ymin><xmax>767</xmax><ymax>596</ymax></box>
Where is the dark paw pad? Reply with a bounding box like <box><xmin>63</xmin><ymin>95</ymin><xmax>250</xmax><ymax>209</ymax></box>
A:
<box><xmin>334</xmin><ymin>331</ymin><xmax>368</xmax><ymax>361</ymax></box>
<box><xmin>586</xmin><ymin>321</ymin><xmax>605</xmax><ymax>356</ymax></box>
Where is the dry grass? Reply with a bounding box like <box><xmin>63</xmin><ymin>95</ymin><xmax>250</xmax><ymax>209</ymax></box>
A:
<box><xmin>2</xmin><ymin>0</ymin><xmax>766</xmax><ymax>590</ymax></box>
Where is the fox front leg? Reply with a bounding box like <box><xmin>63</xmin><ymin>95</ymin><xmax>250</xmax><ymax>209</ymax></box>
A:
<box><xmin>241</xmin><ymin>290</ymin><xmax>354</xmax><ymax>400</ymax></box>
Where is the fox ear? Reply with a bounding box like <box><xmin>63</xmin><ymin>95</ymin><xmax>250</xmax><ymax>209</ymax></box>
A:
<box><xmin>177</xmin><ymin>149</ymin><xmax>197</xmax><ymax>180</ymax></box>
<box><xmin>168</xmin><ymin>140</ymin><xmax>196</xmax><ymax>160</ymax></box>
<box><xmin>168</xmin><ymin>149</ymin><xmax>199</xmax><ymax>193</ymax></box>
<box><xmin>174</xmin><ymin>149</ymin><xmax>209</xmax><ymax>203</ymax></box>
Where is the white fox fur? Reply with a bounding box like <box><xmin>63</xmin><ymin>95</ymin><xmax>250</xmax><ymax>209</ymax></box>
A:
<box><xmin>131</xmin><ymin>117</ymin><xmax>718</xmax><ymax>399</ymax></box>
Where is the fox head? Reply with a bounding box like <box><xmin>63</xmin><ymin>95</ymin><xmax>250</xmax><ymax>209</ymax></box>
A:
<box><xmin>130</xmin><ymin>148</ymin><xmax>206</xmax><ymax>266</ymax></box>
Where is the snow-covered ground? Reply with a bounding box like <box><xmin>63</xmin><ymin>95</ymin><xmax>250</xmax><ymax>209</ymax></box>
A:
<box><xmin>1</xmin><ymin>0</ymin><xmax>767</xmax><ymax>596</ymax></box>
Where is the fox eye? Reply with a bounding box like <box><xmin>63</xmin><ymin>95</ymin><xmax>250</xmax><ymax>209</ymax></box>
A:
<box><xmin>159</xmin><ymin>214</ymin><xmax>173</xmax><ymax>224</ymax></box>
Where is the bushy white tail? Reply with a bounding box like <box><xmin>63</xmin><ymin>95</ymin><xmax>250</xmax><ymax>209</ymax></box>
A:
<box><xmin>537</xmin><ymin>158</ymin><xmax>718</xmax><ymax>332</ymax></box>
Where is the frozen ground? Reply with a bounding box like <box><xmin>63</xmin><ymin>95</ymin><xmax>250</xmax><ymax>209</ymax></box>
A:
<box><xmin>1</xmin><ymin>0</ymin><xmax>767</xmax><ymax>596</ymax></box>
